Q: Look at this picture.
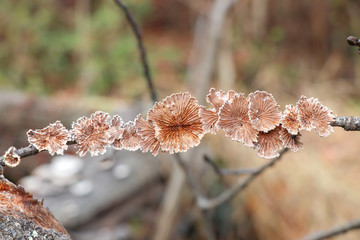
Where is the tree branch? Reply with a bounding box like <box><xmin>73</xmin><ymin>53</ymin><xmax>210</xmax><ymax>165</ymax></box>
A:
<box><xmin>114</xmin><ymin>0</ymin><xmax>157</xmax><ymax>103</ymax></box>
<box><xmin>173</xmin><ymin>153</ymin><xmax>205</xmax><ymax>200</ymax></box>
<box><xmin>172</xmin><ymin>154</ymin><xmax>216</xmax><ymax>240</ymax></box>
<box><xmin>331</xmin><ymin>116</ymin><xmax>360</xmax><ymax>131</ymax></box>
<box><xmin>204</xmin><ymin>154</ymin><xmax>257</xmax><ymax>176</ymax></box>
<box><xmin>301</xmin><ymin>217</ymin><xmax>360</xmax><ymax>240</ymax></box>
<box><xmin>220</xmin><ymin>168</ymin><xmax>258</xmax><ymax>175</ymax></box>
<box><xmin>203</xmin><ymin>154</ymin><xmax>223</xmax><ymax>177</ymax></box>
<box><xmin>0</xmin><ymin>141</ymin><xmax>77</xmax><ymax>167</ymax></box>
<box><xmin>1</xmin><ymin>116</ymin><xmax>359</xmax><ymax>167</ymax></box>
<box><xmin>197</xmin><ymin>148</ymin><xmax>289</xmax><ymax>210</ymax></box>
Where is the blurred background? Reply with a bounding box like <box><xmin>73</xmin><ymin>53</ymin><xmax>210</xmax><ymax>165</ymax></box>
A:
<box><xmin>1</xmin><ymin>0</ymin><xmax>360</xmax><ymax>239</ymax></box>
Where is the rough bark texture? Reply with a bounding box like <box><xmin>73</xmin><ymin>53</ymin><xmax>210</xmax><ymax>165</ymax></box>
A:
<box><xmin>0</xmin><ymin>176</ymin><xmax>71</xmax><ymax>239</ymax></box>
<box><xmin>0</xmin><ymin>215</ymin><xmax>70</xmax><ymax>240</ymax></box>
<box><xmin>331</xmin><ymin>116</ymin><xmax>360</xmax><ymax>131</ymax></box>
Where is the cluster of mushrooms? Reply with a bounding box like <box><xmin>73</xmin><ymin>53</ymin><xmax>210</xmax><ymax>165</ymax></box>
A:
<box><xmin>2</xmin><ymin>88</ymin><xmax>336</xmax><ymax>167</ymax></box>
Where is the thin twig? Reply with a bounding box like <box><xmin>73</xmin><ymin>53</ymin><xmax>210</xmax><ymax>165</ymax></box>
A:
<box><xmin>114</xmin><ymin>0</ymin><xmax>157</xmax><ymax>103</ymax></box>
<box><xmin>172</xmin><ymin>154</ymin><xmax>216</xmax><ymax>240</ymax></box>
<box><xmin>197</xmin><ymin>148</ymin><xmax>289</xmax><ymax>210</ymax></box>
<box><xmin>203</xmin><ymin>154</ymin><xmax>223</xmax><ymax>177</ymax></box>
<box><xmin>301</xmin><ymin>217</ymin><xmax>360</xmax><ymax>240</ymax></box>
<box><xmin>220</xmin><ymin>168</ymin><xmax>258</xmax><ymax>175</ymax></box>
<box><xmin>173</xmin><ymin>153</ymin><xmax>205</xmax><ymax>200</ymax></box>
<box><xmin>204</xmin><ymin>154</ymin><xmax>257</xmax><ymax>176</ymax></box>
<box><xmin>331</xmin><ymin>116</ymin><xmax>360</xmax><ymax>131</ymax></box>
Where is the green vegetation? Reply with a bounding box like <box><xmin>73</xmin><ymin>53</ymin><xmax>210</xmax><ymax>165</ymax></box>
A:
<box><xmin>0</xmin><ymin>1</ymin><xmax>156</xmax><ymax>96</ymax></box>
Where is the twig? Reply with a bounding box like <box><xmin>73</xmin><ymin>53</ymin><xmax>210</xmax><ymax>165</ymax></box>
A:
<box><xmin>301</xmin><ymin>217</ymin><xmax>360</xmax><ymax>240</ymax></box>
<box><xmin>203</xmin><ymin>154</ymin><xmax>223</xmax><ymax>177</ymax></box>
<box><xmin>173</xmin><ymin>153</ymin><xmax>205</xmax><ymax>199</ymax></box>
<box><xmin>220</xmin><ymin>168</ymin><xmax>258</xmax><ymax>175</ymax></box>
<box><xmin>172</xmin><ymin>153</ymin><xmax>216</xmax><ymax>240</ymax></box>
<box><xmin>197</xmin><ymin>148</ymin><xmax>289</xmax><ymax>210</ymax></box>
<box><xmin>14</xmin><ymin>144</ymin><xmax>39</xmax><ymax>159</ymax></box>
<box><xmin>0</xmin><ymin>141</ymin><xmax>77</xmax><ymax>167</ymax></box>
<box><xmin>114</xmin><ymin>0</ymin><xmax>157</xmax><ymax>103</ymax></box>
<box><xmin>204</xmin><ymin>154</ymin><xmax>257</xmax><ymax>176</ymax></box>
<box><xmin>331</xmin><ymin>116</ymin><xmax>360</xmax><ymax>131</ymax></box>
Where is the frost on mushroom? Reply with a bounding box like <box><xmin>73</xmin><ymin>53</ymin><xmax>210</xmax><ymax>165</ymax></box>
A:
<box><xmin>279</xmin><ymin>127</ymin><xmax>303</xmax><ymax>152</ymax></box>
<box><xmin>206</xmin><ymin>88</ymin><xmax>236</xmax><ymax>111</ymax></box>
<box><xmin>254</xmin><ymin>126</ymin><xmax>283</xmax><ymax>159</ymax></box>
<box><xmin>248</xmin><ymin>91</ymin><xmax>282</xmax><ymax>132</ymax></box>
<box><xmin>135</xmin><ymin>114</ymin><xmax>161</xmax><ymax>156</ymax></box>
<box><xmin>147</xmin><ymin>92</ymin><xmax>204</xmax><ymax>154</ymax></box>
<box><xmin>200</xmin><ymin>88</ymin><xmax>236</xmax><ymax>134</ymax></box>
<box><xmin>114</xmin><ymin>121</ymin><xmax>142</xmax><ymax>151</ymax></box>
<box><xmin>296</xmin><ymin>96</ymin><xmax>336</xmax><ymax>137</ymax></box>
<box><xmin>217</xmin><ymin>93</ymin><xmax>258</xmax><ymax>147</ymax></box>
<box><xmin>109</xmin><ymin>115</ymin><xmax>124</xmax><ymax>143</ymax></box>
<box><xmin>281</xmin><ymin>104</ymin><xmax>301</xmax><ymax>135</ymax></box>
<box><xmin>27</xmin><ymin>121</ymin><xmax>69</xmax><ymax>156</ymax></box>
<box><xmin>2</xmin><ymin>146</ymin><xmax>21</xmax><ymax>167</ymax></box>
<box><xmin>71</xmin><ymin>111</ymin><xmax>112</xmax><ymax>157</ymax></box>
<box><xmin>199</xmin><ymin>106</ymin><xmax>219</xmax><ymax>134</ymax></box>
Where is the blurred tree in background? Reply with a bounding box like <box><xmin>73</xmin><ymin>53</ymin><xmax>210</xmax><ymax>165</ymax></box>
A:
<box><xmin>0</xmin><ymin>0</ymin><xmax>359</xmax><ymax>100</ymax></box>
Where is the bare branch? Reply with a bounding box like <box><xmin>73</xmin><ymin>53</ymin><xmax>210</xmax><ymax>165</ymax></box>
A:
<box><xmin>204</xmin><ymin>154</ymin><xmax>258</xmax><ymax>176</ymax></box>
<box><xmin>114</xmin><ymin>0</ymin><xmax>157</xmax><ymax>103</ymax></box>
<box><xmin>301</xmin><ymin>217</ymin><xmax>360</xmax><ymax>240</ymax></box>
<box><xmin>0</xmin><ymin>141</ymin><xmax>77</xmax><ymax>167</ymax></box>
<box><xmin>220</xmin><ymin>168</ymin><xmax>258</xmax><ymax>175</ymax></box>
<box><xmin>172</xmin><ymin>154</ymin><xmax>216</xmax><ymax>240</ymax></box>
<box><xmin>331</xmin><ymin>116</ymin><xmax>360</xmax><ymax>131</ymax></box>
<box><xmin>14</xmin><ymin>144</ymin><xmax>39</xmax><ymax>159</ymax></box>
<box><xmin>203</xmin><ymin>154</ymin><xmax>223</xmax><ymax>177</ymax></box>
<box><xmin>173</xmin><ymin>153</ymin><xmax>205</xmax><ymax>199</ymax></box>
<box><xmin>197</xmin><ymin>148</ymin><xmax>289</xmax><ymax>210</ymax></box>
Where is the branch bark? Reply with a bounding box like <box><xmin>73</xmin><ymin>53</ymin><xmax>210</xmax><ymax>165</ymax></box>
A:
<box><xmin>331</xmin><ymin>116</ymin><xmax>360</xmax><ymax>131</ymax></box>
<box><xmin>0</xmin><ymin>141</ymin><xmax>77</xmax><ymax>167</ymax></box>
